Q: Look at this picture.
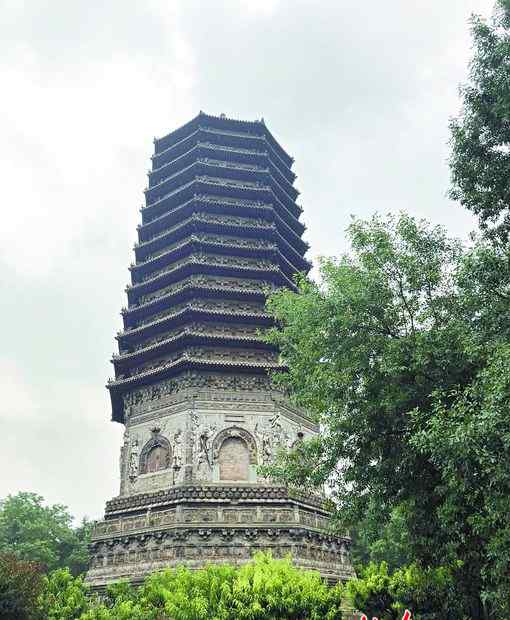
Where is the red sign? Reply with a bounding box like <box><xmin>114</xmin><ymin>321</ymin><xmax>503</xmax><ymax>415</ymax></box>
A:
<box><xmin>360</xmin><ymin>611</ymin><xmax>411</xmax><ymax>620</ymax></box>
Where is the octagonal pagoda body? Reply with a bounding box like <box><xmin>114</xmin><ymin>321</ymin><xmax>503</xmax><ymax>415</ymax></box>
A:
<box><xmin>87</xmin><ymin>113</ymin><xmax>354</xmax><ymax>588</ymax></box>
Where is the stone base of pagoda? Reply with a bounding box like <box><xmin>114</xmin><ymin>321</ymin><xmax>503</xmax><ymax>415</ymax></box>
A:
<box><xmin>86</xmin><ymin>484</ymin><xmax>354</xmax><ymax>589</ymax></box>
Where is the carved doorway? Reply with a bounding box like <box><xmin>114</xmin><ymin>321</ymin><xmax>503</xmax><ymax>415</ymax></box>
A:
<box><xmin>219</xmin><ymin>437</ymin><xmax>250</xmax><ymax>481</ymax></box>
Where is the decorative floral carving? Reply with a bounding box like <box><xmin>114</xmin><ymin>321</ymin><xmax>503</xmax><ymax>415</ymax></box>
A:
<box><xmin>106</xmin><ymin>484</ymin><xmax>326</xmax><ymax>515</ymax></box>
<box><xmin>137</xmin><ymin>251</ymin><xmax>276</xmax><ymax>286</ymax></box>
<box><xmin>191</xmin><ymin>233</ymin><xmax>276</xmax><ymax>251</ymax></box>
<box><xmin>136</xmin><ymin>274</ymin><xmax>270</xmax><ymax>308</ymax></box>
<box><xmin>197</xmin><ymin>193</ymin><xmax>272</xmax><ymax>210</ymax></box>
<box><xmin>89</xmin><ymin>524</ymin><xmax>352</xmax><ymax>582</ymax></box>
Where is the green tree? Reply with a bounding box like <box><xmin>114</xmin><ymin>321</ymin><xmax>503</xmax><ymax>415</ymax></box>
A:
<box><xmin>345</xmin><ymin>562</ymin><xmax>458</xmax><ymax>620</ymax></box>
<box><xmin>413</xmin><ymin>343</ymin><xmax>510</xmax><ymax>617</ymax></box>
<box><xmin>78</xmin><ymin>578</ymin><xmax>147</xmax><ymax>620</ymax></box>
<box><xmin>265</xmin><ymin>213</ymin><xmax>510</xmax><ymax>618</ymax></box>
<box><xmin>38</xmin><ymin>568</ymin><xmax>90</xmax><ymax>620</ymax></box>
<box><xmin>346</xmin><ymin>562</ymin><xmax>394</xmax><ymax>619</ymax></box>
<box><xmin>0</xmin><ymin>554</ymin><xmax>45</xmax><ymax>620</ymax></box>
<box><xmin>0</xmin><ymin>492</ymin><xmax>91</xmax><ymax>574</ymax></box>
<box><xmin>36</xmin><ymin>552</ymin><xmax>480</xmax><ymax>620</ymax></box>
<box><xmin>449</xmin><ymin>0</ymin><xmax>510</xmax><ymax>241</ymax></box>
<box><xmin>66</xmin><ymin>518</ymin><xmax>94</xmax><ymax>576</ymax></box>
<box><xmin>349</xmin><ymin>503</ymin><xmax>413</xmax><ymax>572</ymax></box>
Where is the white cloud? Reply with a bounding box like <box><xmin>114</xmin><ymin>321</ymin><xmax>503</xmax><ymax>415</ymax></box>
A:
<box><xmin>0</xmin><ymin>360</ymin><xmax>39</xmax><ymax>421</ymax></box>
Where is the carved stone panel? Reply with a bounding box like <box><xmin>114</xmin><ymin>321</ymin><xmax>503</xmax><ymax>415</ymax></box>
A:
<box><xmin>219</xmin><ymin>437</ymin><xmax>250</xmax><ymax>481</ymax></box>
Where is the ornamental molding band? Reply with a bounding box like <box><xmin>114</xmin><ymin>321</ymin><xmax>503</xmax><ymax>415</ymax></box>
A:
<box><xmin>87</xmin><ymin>112</ymin><xmax>354</xmax><ymax>590</ymax></box>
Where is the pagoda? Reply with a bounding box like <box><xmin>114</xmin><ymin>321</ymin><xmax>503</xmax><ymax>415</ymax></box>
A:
<box><xmin>87</xmin><ymin>112</ymin><xmax>354</xmax><ymax>588</ymax></box>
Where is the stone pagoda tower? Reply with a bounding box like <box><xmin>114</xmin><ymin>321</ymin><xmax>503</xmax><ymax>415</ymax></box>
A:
<box><xmin>87</xmin><ymin>112</ymin><xmax>353</xmax><ymax>588</ymax></box>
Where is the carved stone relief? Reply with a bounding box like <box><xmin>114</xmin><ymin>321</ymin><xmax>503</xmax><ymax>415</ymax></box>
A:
<box><xmin>119</xmin><ymin>429</ymin><xmax>129</xmax><ymax>492</ymax></box>
<box><xmin>254</xmin><ymin>413</ymin><xmax>300</xmax><ymax>466</ymax></box>
<box><xmin>173</xmin><ymin>428</ymin><xmax>183</xmax><ymax>468</ymax></box>
<box><xmin>195</xmin><ymin>421</ymin><xmax>217</xmax><ymax>481</ymax></box>
<box><xmin>255</xmin><ymin>422</ymin><xmax>273</xmax><ymax>466</ymax></box>
<box><xmin>128</xmin><ymin>439</ymin><xmax>139</xmax><ymax>482</ymax></box>
<box><xmin>123</xmin><ymin>371</ymin><xmax>273</xmax><ymax>417</ymax></box>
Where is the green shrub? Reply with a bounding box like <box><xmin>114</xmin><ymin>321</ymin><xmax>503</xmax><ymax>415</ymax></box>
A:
<box><xmin>345</xmin><ymin>561</ymin><xmax>461</xmax><ymax>620</ymax></box>
<box><xmin>39</xmin><ymin>553</ymin><xmax>344</xmax><ymax>619</ymax></box>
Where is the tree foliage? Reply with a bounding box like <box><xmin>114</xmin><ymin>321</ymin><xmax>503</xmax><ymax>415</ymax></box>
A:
<box><xmin>0</xmin><ymin>554</ymin><xmax>45</xmax><ymax>620</ymax></box>
<box><xmin>413</xmin><ymin>342</ymin><xmax>510</xmax><ymax>615</ymax></box>
<box><xmin>449</xmin><ymin>0</ymin><xmax>510</xmax><ymax>240</ymax></box>
<box><xmin>345</xmin><ymin>561</ymin><xmax>458</xmax><ymax>620</ymax></box>
<box><xmin>0</xmin><ymin>492</ymin><xmax>91</xmax><ymax>574</ymax></box>
<box><xmin>265</xmin><ymin>213</ymin><xmax>510</xmax><ymax>618</ymax></box>
<box><xmin>349</xmin><ymin>503</ymin><xmax>413</xmax><ymax>572</ymax></box>
<box><xmin>0</xmin><ymin>547</ymin><xmax>470</xmax><ymax>620</ymax></box>
<box><xmin>39</xmin><ymin>568</ymin><xmax>90</xmax><ymax>620</ymax></box>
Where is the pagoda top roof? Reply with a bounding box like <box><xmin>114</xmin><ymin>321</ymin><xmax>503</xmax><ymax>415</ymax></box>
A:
<box><xmin>153</xmin><ymin>112</ymin><xmax>294</xmax><ymax>169</ymax></box>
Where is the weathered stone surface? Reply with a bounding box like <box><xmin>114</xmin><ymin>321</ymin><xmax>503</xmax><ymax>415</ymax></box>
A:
<box><xmin>218</xmin><ymin>437</ymin><xmax>250</xmax><ymax>480</ymax></box>
<box><xmin>88</xmin><ymin>484</ymin><xmax>354</xmax><ymax>588</ymax></box>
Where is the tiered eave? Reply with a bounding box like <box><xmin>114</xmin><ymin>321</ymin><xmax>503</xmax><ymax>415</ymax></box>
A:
<box><xmin>107</xmin><ymin>113</ymin><xmax>310</xmax><ymax>424</ymax></box>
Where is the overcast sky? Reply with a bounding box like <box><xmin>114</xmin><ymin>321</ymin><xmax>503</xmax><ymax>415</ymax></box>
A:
<box><xmin>0</xmin><ymin>0</ymin><xmax>495</xmax><ymax>522</ymax></box>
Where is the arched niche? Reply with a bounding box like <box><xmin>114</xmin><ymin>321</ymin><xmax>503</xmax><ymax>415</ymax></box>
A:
<box><xmin>139</xmin><ymin>433</ymin><xmax>172</xmax><ymax>474</ymax></box>
<box><xmin>212</xmin><ymin>427</ymin><xmax>257</xmax><ymax>482</ymax></box>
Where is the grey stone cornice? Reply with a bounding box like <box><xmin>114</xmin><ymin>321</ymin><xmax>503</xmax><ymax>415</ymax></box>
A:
<box><xmin>117</xmin><ymin>304</ymin><xmax>272</xmax><ymax>341</ymax></box>
<box><xmin>123</xmin><ymin>279</ymin><xmax>269</xmax><ymax>316</ymax></box>
<box><xmin>151</xmin><ymin>126</ymin><xmax>292</xmax><ymax>176</ymax></box>
<box><xmin>137</xmin><ymin>196</ymin><xmax>273</xmax><ymax>238</ymax></box>
<box><xmin>135</xmin><ymin>213</ymin><xmax>276</xmax><ymax>254</ymax></box>
<box><xmin>141</xmin><ymin>177</ymin><xmax>302</xmax><ymax>229</ymax></box>
<box><xmin>104</xmin><ymin>484</ymin><xmax>329</xmax><ymax>515</ymax></box>
<box><xmin>131</xmin><ymin>234</ymin><xmax>278</xmax><ymax>276</ymax></box>
<box><xmin>148</xmin><ymin>158</ymin><xmax>269</xmax><ymax>194</ymax></box>
<box><xmin>126</xmin><ymin>253</ymin><xmax>282</xmax><ymax>294</ymax></box>
<box><xmin>112</xmin><ymin>328</ymin><xmax>268</xmax><ymax>364</ymax></box>
<box><xmin>107</xmin><ymin>356</ymin><xmax>285</xmax><ymax>388</ymax></box>
<box><xmin>198</xmin><ymin>125</ymin><xmax>293</xmax><ymax>171</ymax></box>
<box><xmin>150</xmin><ymin>141</ymin><xmax>269</xmax><ymax>177</ymax></box>
<box><xmin>145</xmin><ymin>159</ymin><xmax>270</xmax><ymax>201</ymax></box>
